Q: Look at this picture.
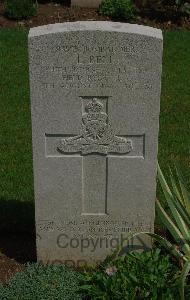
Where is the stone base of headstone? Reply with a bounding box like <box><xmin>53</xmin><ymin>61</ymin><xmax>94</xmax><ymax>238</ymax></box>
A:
<box><xmin>71</xmin><ymin>0</ymin><xmax>102</xmax><ymax>8</ymax></box>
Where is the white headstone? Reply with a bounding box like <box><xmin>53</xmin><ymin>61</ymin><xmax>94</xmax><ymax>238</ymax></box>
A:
<box><xmin>29</xmin><ymin>22</ymin><xmax>163</xmax><ymax>266</ymax></box>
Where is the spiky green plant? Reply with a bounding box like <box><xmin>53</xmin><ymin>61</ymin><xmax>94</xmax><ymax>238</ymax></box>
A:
<box><xmin>156</xmin><ymin>163</ymin><xmax>190</xmax><ymax>299</ymax></box>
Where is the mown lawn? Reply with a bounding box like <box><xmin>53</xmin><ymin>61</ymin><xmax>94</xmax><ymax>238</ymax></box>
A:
<box><xmin>0</xmin><ymin>29</ymin><xmax>190</xmax><ymax>232</ymax></box>
<box><xmin>0</xmin><ymin>29</ymin><xmax>34</xmax><ymax>232</ymax></box>
<box><xmin>159</xmin><ymin>31</ymin><xmax>190</xmax><ymax>183</ymax></box>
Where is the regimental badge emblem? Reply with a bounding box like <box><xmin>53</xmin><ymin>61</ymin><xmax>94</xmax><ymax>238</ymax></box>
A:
<box><xmin>57</xmin><ymin>98</ymin><xmax>133</xmax><ymax>155</ymax></box>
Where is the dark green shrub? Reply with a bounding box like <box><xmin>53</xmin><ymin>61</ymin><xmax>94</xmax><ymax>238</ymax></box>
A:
<box><xmin>136</xmin><ymin>0</ymin><xmax>162</xmax><ymax>9</ymax></box>
<box><xmin>180</xmin><ymin>2</ymin><xmax>190</xmax><ymax>15</ymax></box>
<box><xmin>0</xmin><ymin>263</ymin><xmax>83</xmax><ymax>300</ymax></box>
<box><xmin>4</xmin><ymin>0</ymin><xmax>38</xmax><ymax>20</ymax></box>
<box><xmin>163</xmin><ymin>0</ymin><xmax>190</xmax><ymax>15</ymax></box>
<box><xmin>99</xmin><ymin>0</ymin><xmax>136</xmax><ymax>20</ymax></box>
<box><xmin>138</xmin><ymin>0</ymin><xmax>190</xmax><ymax>16</ymax></box>
<box><xmin>81</xmin><ymin>249</ymin><xmax>181</xmax><ymax>299</ymax></box>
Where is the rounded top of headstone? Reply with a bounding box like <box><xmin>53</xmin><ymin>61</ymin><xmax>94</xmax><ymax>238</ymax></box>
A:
<box><xmin>29</xmin><ymin>21</ymin><xmax>162</xmax><ymax>40</ymax></box>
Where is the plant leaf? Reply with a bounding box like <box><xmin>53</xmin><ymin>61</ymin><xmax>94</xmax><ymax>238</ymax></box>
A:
<box><xmin>178</xmin><ymin>261</ymin><xmax>190</xmax><ymax>300</ymax></box>
<box><xmin>119</xmin><ymin>232</ymin><xmax>187</xmax><ymax>262</ymax></box>
<box><xmin>175</xmin><ymin>166</ymin><xmax>190</xmax><ymax>215</ymax></box>
<box><xmin>156</xmin><ymin>199</ymin><xmax>190</xmax><ymax>255</ymax></box>
<box><xmin>157</xmin><ymin>164</ymin><xmax>190</xmax><ymax>253</ymax></box>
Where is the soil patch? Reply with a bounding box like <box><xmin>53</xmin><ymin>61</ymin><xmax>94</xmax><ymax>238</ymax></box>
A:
<box><xmin>0</xmin><ymin>233</ymin><xmax>36</xmax><ymax>284</ymax></box>
<box><xmin>0</xmin><ymin>254</ymin><xmax>23</xmax><ymax>284</ymax></box>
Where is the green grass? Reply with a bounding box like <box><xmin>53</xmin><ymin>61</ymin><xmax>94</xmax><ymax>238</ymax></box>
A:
<box><xmin>157</xmin><ymin>31</ymin><xmax>190</xmax><ymax>206</ymax></box>
<box><xmin>0</xmin><ymin>29</ymin><xmax>190</xmax><ymax>232</ymax></box>
<box><xmin>0</xmin><ymin>263</ymin><xmax>83</xmax><ymax>300</ymax></box>
<box><xmin>0</xmin><ymin>29</ymin><xmax>34</xmax><ymax>232</ymax></box>
<box><xmin>158</xmin><ymin>31</ymin><xmax>190</xmax><ymax>181</ymax></box>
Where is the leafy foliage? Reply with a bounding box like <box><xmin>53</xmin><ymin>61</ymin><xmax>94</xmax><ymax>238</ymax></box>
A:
<box><xmin>120</xmin><ymin>163</ymin><xmax>190</xmax><ymax>299</ymax></box>
<box><xmin>170</xmin><ymin>0</ymin><xmax>190</xmax><ymax>15</ymax></box>
<box><xmin>0</xmin><ymin>263</ymin><xmax>83</xmax><ymax>300</ymax></box>
<box><xmin>137</xmin><ymin>0</ymin><xmax>190</xmax><ymax>16</ymax></box>
<box><xmin>99</xmin><ymin>0</ymin><xmax>136</xmax><ymax>20</ymax></box>
<box><xmin>175</xmin><ymin>0</ymin><xmax>187</xmax><ymax>5</ymax></box>
<box><xmin>4</xmin><ymin>0</ymin><xmax>38</xmax><ymax>20</ymax></box>
<box><xmin>180</xmin><ymin>2</ymin><xmax>190</xmax><ymax>15</ymax></box>
<box><xmin>80</xmin><ymin>248</ymin><xmax>180</xmax><ymax>299</ymax></box>
<box><xmin>137</xmin><ymin>0</ymin><xmax>163</xmax><ymax>9</ymax></box>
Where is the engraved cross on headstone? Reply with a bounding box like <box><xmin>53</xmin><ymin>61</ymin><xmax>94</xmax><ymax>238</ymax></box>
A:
<box><xmin>47</xmin><ymin>97</ymin><xmax>137</xmax><ymax>215</ymax></box>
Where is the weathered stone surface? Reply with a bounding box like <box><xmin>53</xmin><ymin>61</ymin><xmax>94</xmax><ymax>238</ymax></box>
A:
<box><xmin>29</xmin><ymin>22</ymin><xmax>163</xmax><ymax>266</ymax></box>
<box><xmin>71</xmin><ymin>0</ymin><xmax>102</xmax><ymax>8</ymax></box>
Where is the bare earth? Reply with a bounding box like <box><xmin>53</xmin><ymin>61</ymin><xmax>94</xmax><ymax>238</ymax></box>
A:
<box><xmin>0</xmin><ymin>2</ymin><xmax>190</xmax><ymax>29</ymax></box>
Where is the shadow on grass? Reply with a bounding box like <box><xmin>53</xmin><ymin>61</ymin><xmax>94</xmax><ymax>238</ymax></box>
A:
<box><xmin>0</xmin><ymin>198</ymin><xmax>36</xmax><ymax>263</ymax></box>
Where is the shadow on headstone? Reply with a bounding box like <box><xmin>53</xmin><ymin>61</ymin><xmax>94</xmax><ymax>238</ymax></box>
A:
<box><xmin>120</xmin><ymin>235</ymin><xmax>152</xmax><ymax>255</ymax></box>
